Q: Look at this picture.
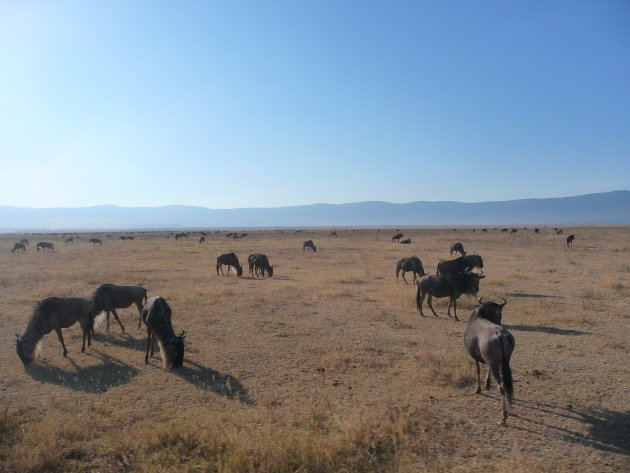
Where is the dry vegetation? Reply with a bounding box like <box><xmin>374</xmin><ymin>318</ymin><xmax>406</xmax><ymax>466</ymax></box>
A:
<box><xmin>1</xmin><ymin>226</ymin><xmax>629</xmax><ymax>472</ymax></box>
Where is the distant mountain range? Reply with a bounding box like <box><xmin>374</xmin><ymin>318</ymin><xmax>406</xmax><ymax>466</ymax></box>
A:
<box><xmin>1</xmin><ymin>191</ymin><xmax>629</xmax><ymax>231</ymax></box>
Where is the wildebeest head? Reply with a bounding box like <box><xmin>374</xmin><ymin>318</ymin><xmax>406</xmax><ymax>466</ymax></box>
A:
<box><xmin>236</xmin><ymin>265</ymin><xmax>243</xmax><ymax>277</ymax></box>
<box><xmin>460</xmin><ymin>268</ymin><xmax>485</xmax><ymax>296</ymax></box>
<box><xmin>165</xmin><ymin>331</ymin><xmax>186</xmax><ymax>369</ymax></box>
<box><xmin>15</xmin><ymin>334</ymin><xmax>34</xmax><ymax>366</ymax></box>
<box><xmin>465</xmin><ymin>254</ymin><xmax>484</xmax><ymax>270</ymax></box>
<box><xmin>476</xmin><ymin>296</ymin><xmax>507</xmax><ymax>324</ymax></box>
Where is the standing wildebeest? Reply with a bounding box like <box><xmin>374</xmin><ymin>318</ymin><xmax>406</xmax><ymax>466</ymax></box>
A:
<box><xmin>303</xmin><ymin>240</ymin><xmax>317</xmax><ymax>252</ymax></box>
<box><xmin>36</xmin><ymin>242</ymin><xmax>54</xmax><ymax>252</ymax></box>
<box><xmin>92</xmin><ymin>284</ymin><xmax>148</xmax><ymax>332</ymax></box>
<box><xmin>566</xmin><ymin>234</ymin><xmax>575</xmax><ymax>247</ymax></box>
<box><xmin>482</xmin><ymin>228</ymin><xmax>488</xmax><ymax>233</ymax></box>
<box><xmin>11</xmin><ymin>242</ymin><xmax>26</xmax><ymax>253</ymax></box>
<box><xmin>510</xmin><ymin>228</ymin><xmax>518</xmax><ymax>234</ymax></box>
<box><xmin>450</xmin><ymin>242</ymin><xmax>466</xmax><ymax>257</ymax></box>
<box><xmin>141</xmin><ymin>296</ymin><xmax>185</xmax><ymax>369</ymax></box>
<box><xmin>65</xmin><ymin>236</ymin><xmax>74</xmax><ymax>244</ymax></box>
<box><xmin>126</xmin><ymin>235</ymin><xmax>135</xmax><ymax>241</ymax></box>
<box><xmin>501</xmin><ymin>228</ymin><xmax>508</xmax><ymax>232</ymax></box>
<box><xmin>464</xmin><ymin>297</ymin><xmax>514</xmax><ymax>423</ymax></box>
<box><xmin>392</xmin><ymin>233</ymin><xmax>403</xmax><ymax>243</ymax></box>
<box><xmin>396</xmin><ymin>257</ymin><xmax>427</xmax><ymax>285</ymax></box>
<box><xmin>16</xmin><ymin>297</ymin><xmax>99</xmax><ymax>365</ymax></box>
<box><xmin>199</xmin><ymin>236</ymin><xmax>206</xmax><ymax>244</ymax></box>
<box><xmin>331</xmin><ymin>231</ymin><xmax>337</xmax><ymax>237</ymax></box>
<box><xmin>534</xmin><ymin>228</ymin><xmax>540</xmax><ymax>234</ymax></box>
<box><xmin>436</xmin><ymin>254</ymin><xmax>484</xmax><ymax>276</ymax></box>
<box><xmin>399</xmin><ymin>238</ymin><xmax>411</xmax><ymax>244</ymax></box>
<box><xmin>416</xmin><ymin>270</ymin><xmax>485</xmax><ymax>320</ymax></box>
<box><xmin>555</xmin><ymin>229</ymin><xmax>563</xmax><ymax>235</ymax></box>
<box><xmin>89</xmin><ymin>238</ymin><xmax>103</xmax><ymax>246</ymax></box>
<box><xmin>20</xmin><ymin>238</ymin><xmax>29</xmax><ymax>246</ymax></box>
<box><xmin>119</xmin><ymin>236</ymin><xmax>127</xmax><ymax>242</ymax></box>
<box><xmin>248</xmin><ymin>253</ymin><xmax>274</xmax><ymax>277</ymax></box>
<box><xmin>217</xmin><ymin>253</ymin><xmax>243</xmax><ymax>276</ymax></box>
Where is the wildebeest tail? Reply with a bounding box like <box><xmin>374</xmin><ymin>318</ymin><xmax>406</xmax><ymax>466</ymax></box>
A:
<box><xmin>500</xmin><ymin>337</ymin><xmax>514</xmax><ymax>403</ymax></box>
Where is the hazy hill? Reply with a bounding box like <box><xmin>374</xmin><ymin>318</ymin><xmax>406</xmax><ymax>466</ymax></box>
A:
<box><xmin>1</xmin><ymin>191</ymin><xmax>628</xmax><ymax>231</ymax></box>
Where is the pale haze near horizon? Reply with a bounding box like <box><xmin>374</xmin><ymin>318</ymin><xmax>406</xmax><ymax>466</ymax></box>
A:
<box><xmin>0</xmin><ymin>1</ymin><xmax>628</xmax><ymax>210</ymax></box>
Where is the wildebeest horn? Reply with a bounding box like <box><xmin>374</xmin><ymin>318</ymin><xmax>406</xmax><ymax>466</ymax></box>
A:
<box><xmin>498</xmin><ymin>297</ymin><xmax>507</xmax><ymax>307</ymax></box>
<box><xmin>478</xmin><ymin>296</ymin><xmax>485</xmax><ymax>305</ymax></box>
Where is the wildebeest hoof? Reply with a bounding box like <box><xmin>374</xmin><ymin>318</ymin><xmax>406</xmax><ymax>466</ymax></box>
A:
<box><xmin>475</xmin><ymin>388</ymin><xmax>481</xmax><ymax>394</ymax></box>
<box><xmin>81</xmin><ymin>347</ymin><xmax>85</xmax><ymax>352</ymax></box>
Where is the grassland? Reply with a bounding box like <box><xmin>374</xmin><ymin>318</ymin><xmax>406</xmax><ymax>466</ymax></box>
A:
<box><xmin>1</xmin><ymin>226</ymin><xmax>629</xmax><ymax>472</ymax></box>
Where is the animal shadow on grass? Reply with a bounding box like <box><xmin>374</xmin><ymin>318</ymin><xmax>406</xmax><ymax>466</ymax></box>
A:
<box><xmin>511</xmin><ymin>400</ymin><xmax>630</xmax><ymax>455</ymax></box>
<box><xmin>92</xmin><ymin>332</ymin><xmax>146</xmax><ymax>351</ymax></box>
<box><xmin>504</xmin><ymin>292</ymin><xmax>565</xmax><ymax>299</ymax></box>
<box><xmin>505</xmin><ymin>325</ymin><xmax>591</xmax><ymax>336</ymax></box>
<box><xmin>176</xmin><ymin>359</ymin><xmax>253</xmax><ymax>405</ymax></box>
<box><xmin>25</xmin><ymin>350</ymin><xmax>138</xmax><ymax>393</ymax></box>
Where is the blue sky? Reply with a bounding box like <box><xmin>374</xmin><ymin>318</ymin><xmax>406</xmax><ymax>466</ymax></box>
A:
<box><xmin>0</xmin><ymin>1</ymin><xmax>628</xmax><ymax>208</ymax></box>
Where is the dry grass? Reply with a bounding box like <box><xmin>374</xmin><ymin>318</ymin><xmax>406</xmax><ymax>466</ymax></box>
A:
<box><xmin>1</xmin><ymin>226</ymin><xmax>629</xmax><ymax>472</ymax></box>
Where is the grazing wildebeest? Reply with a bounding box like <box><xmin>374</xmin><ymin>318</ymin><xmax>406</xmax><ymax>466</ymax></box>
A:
<box><xmin>399</xmin><ymin>238</ymin><xmax>411</xmax><ymax>244</ymax></box>
<box><xmin>126</xmin><ymin>235</ymin><xmax>135</xmax><ymax>241</ymax></box>
<box><xmin>20</xmin><ymin>238</ymin><xmax>29</xmax><ymax>246</ymax></box>
<box><xmin>501</xmin><ymin>228</ymin><xmax>508</xmax><ymax>232</ymax></box>
<box><xmin>89</xmin><ymin>238</ymin><xmax>103</xmax><ymax>246</ymax></box>
<box><xmin>416</xmin><ymin>269</ymin><xmax>485</xmax><ymax>320</ymax></box>
<box><xmin>217</xmin><ymin>253</ymin><xmax>243</xmax><ymax>276</ymax></box>
<box><xmin>534</xmin><ymin>228</ymin><xmax>540</xmax><ymax>234</ymax></box>
<box><xmin>392</xmin><ymin>233</ymin><xmax>403</xmax><ymax>243</ymax></box>
<box><xmin>226</xmin><ymin>232</ymin><xmax>236</xmax><ymax>239</ymax></box>
<box><xmin>11</xmin><ymin>242</ymin><xmax>26</xmax><ymax>253</ymax></box>
<box><xmin>36</xmin><ymin>242</ymin><xmax>54</xmax><ymax>252</ymax></box>
<box><xmin>15</xmin><ymin>297</ymin><xmax>99</xmax><ymax>365</ymax></box>
<box><xmin>199</xmin><ymin>236</ymin><xmax>206</xmax><ymax>244</ymax></box>
<box><xmin>510</xmin><ymin>228</ymin><xmax>518</xmax><ymax>234</ymax></box>
<box><xmin>240</xmin><ymin>233</ymin><xmax>248</xmax><ymax>238</ymax></box>
<box><xmin>92</xmin><ymin>284</ymin><xmax>148</xmax><ymax>332</ymax></box>
<box><xmin>436</xmin><ymin>254</ymin><xmax>484</xmax><ymax>276</ymax></box>
<box><xmin>566</xmin><ymin>234</ymin><xmax>575</xmax><ymax>247</ymax></box>
<box><xmin>482</xmin><ymin>228</ymin><xmax>488</xmax><ymax>233</ymax></box>
<box><xmin>119</xmin><ymin>236</ymin><xmax>127</xmax><ymax>241</ymax></box>
<box><xmin>331</xmin><ymin>231</ymin><xmax>337</xmax><ymax>237</ymax></box>
<box><xmin>450</xmin><ymin>242</ymin><xmax>466</xmax><ymax>257</ymax></box>
<box><xmin>464</xmin><ymin>297</ymin><xmax>514</xmax><ymax>423</ymax></box>
<box><xmin>141</xmin><ymin>296</ymin><xmax>185</xmax><ymax>369</ymax></box>
<box><xmin>65</xmin><ymin>236</ymin><xmax>74</xmax><ymax>244</ymax></box>
<box><xmin>555</xmin><ymin>229</ymin><xmax>563</xmax><ymax>235</ymax></box>
<box><xmin>396</xmin><ymin>257</ymin><xmax>427</xmax><ymax>285</ymax></box>
<box><xmin>248</xmin><ymin>253</ymin><xmax>274</xmax><ymax>277</ymax></box>
<box><xmin>303</xmin><ymin>240</ymin><xmax>317</xmax><ymax>252</ymax></box>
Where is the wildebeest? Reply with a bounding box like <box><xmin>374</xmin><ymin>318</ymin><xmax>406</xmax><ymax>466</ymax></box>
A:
<box><xmin>89</xmin><ymin>238</ymin><xmax>103</xmax><ymax>246</ymax></box>
<box><xmin>464</xmin><ymin>297</ymin><xmax>514</xmax><ymax>423</ymax></box>
<box><xmin>399</xmin><ymin>238</ymin><xmax>411</xmax><ymax>244</ymax></box>
<box><xmin>510</xmin><ymin>228</ymin><xmax>518</xmax><ymax>234</ymax></box>
<box><xmin>248</xmin><ymin>253</ymin><xmax>274</xmax><ymax>277</ymax></box>
<box><xmin>534</xmin><ymin>228</ymin><xmax>540</xmax><ymax>234</ymax></box>
<box><xmin>450</xmin><ymin>242</ymin><xmax>466</xmax><ymax>257</ymax></box>
<box><xmin>92</xmin><ymin>284</ymin><xmax>148</xmax><ymax>332</ymax></box>
<box><xmin>555</xmin><ymin>229</ymin><xmax>564</xmax><ymax>235</ymax></box>
<box><xmin>119</xmin><ymin>236</ymin><xmax>127</xmax><ymax>241</ymax></box>
<box><xmin>65</xmin><ymin>236</ymin><xmax>74</xmax><ymax>244</ymax></box>
<box><xmin>126</xmin><ymin>235</ymin><xmax>135</xmax><ymax>241</ymax></box>
<box><xmin>416</xmin><ymin>269</ymin><xmax>485</xmax><ymax>320</ymax></box>
<box><xmin>396</xmin><ymin>257</ymin><xmax>427</xmax><ymax>285</ymax></box>
<box><xmin>240</xmin><ymin>233</ymin><xmax>248</xmax><ymax>238</ymax></box>
<box><xmin>15</xmin><ymin>297</ymin><xmax>99</xmax><ymax>365</ymax></box>
<box><xmin>141</xmin><ymin>296</ymin><xmax>185</xmax><ymax>369</ymax></box>
<box><xmin>392</xmin><ymin>233</ymin><xmax>403</xmax><ymax>243</ymax></box>
<box><xmin>20</xmin><ymin>238</ymin><xmax>29</xmax><ymax>246</ymax></box>
<box><xmin>482</xmin><ymin>228</ymin><xmax>488</xmax><ymax>233</ymax></box>
<box><xmin>217</xmin><ymin>253</ymin><xmax>243</xmax><ymax>276</ymax></box>
<box><xmin>436</xmin><ymin>254</ymin><xmax>484</xmax><ymax>276</ymax></box>
<box><xmin>303</xmin><ymin>240</ymin><xmax>317</xmax><ymax>252</ymax></box>
<box><xmin>330</xmin><ymin>231</ymin><xmax>337</xmax><ymax>237</ymax></box>
<box><xmin>11</xmin><ymin>242</ymin><xmax>26</xmax><ymax>253</ymax></box>
<box><xmin>566</xmin><ymin>234</ymin><xmax>575</xmax><ymax>247</ymax></box>
<box><xmin>36</xmin><ymin>242</ymin><xmax>54</xmax><ymax>252</ymax></box>
<box><xmin>501</xmin><ymin>228</ymin><xmax>508</xmax><ymax>232</ymax></box>
<box><xmin>199</xmin><ymin>236</ymin><xmax>206</xmax><ymax>244</ymax></box>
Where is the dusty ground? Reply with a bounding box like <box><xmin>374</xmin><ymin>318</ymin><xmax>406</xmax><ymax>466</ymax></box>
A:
<box><xmin>1</xmin><ymin>226</ymin><xmax>628</xmax><ymax>472</ymax></box>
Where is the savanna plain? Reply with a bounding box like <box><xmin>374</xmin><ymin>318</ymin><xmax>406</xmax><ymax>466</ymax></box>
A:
<box><xmin>1</xmin><ymin>226</ymin><xmax>629</xmax><ymax>473</ymax></box>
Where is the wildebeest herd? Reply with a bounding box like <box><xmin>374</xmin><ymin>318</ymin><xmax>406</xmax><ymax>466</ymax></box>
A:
<box><xmin>12</xmin><ymin>227</ymin><xmax>580</xmax><ymax>424</ymax></box>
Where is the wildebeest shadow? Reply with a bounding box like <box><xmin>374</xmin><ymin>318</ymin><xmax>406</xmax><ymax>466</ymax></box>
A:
<box><xmin>504</xmin><ymin>292</ymin><xmax>565</xmax><ymax>299</ymax></box>
<box><xmin>511</xmin><ymin>400</ymin><xmax>630</xmax><ymax>455</ymax></box>
<box><xmin>505</xmin><ymin>325</ymin><xmax>591</xmax><ymax>336</ymax></box>
<box><xmin>92</xmin><ymin>332</ymin><xmax>146</xmax><ymax>351</ymax></box>
<box><xmin>176</xmin><ymin>359</ymin><xmax>253</xmax><ymax>404</ymax></box>
<box><xmin>25</xmin><ymin>350</ymin><xmax>138</xmax><ymax>393</ymax></box>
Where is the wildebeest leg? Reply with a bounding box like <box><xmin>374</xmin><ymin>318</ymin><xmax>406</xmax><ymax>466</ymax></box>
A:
<box><xmin>81</xmin><ymin>321</ymin><xmax>91</xmax><ymax>352</ymax></box>
<box><xmin>136</xmin><ymin>303</ymin><xmax>144</xmax><ymax>329</ymax></box>
<box><xmin>110</xmin><ymin>308</ymin><xmax>126</xmax><ymax>333</ymax></box>
<box><xmin>427</xmin><ymin>294</ymin><xmax>439</xmax><ymax>317</ymax></box>
<box><xmin>402</xmin><ymin>271</ymin><xmax>409</xmax><ymax>285</ymax></box>
<box><xmin>106</xmin><ymin>310</ymin><xmax>110</xmax><ymax>332</ymax></box>
<box><xmin>451</xmin><ymin>299</ymin><xmax>459</xmax><ymax>321</ymax></box>
<box><xmin>488</xmin><ymin>361</ymin><xmax>507</xmax><ymax>422</ymax></box>
<box><xmin>145</xmin><ymin>329</ymin><xmax>153</xmax><ymax>364</ymax></box>
<box><xmin>475</xmin><ymin>360</ymin><xmax>482</xmax><ymax>394</ymax></box>
<box><xmin>485</xmin><ymin>366</ymin><xmax>492</xmax><ymax>390</ymax></box>
<box><xmin>55</xmin><ymin>328</ymin><xmax>68</xmax><ymax>357</ymax></box>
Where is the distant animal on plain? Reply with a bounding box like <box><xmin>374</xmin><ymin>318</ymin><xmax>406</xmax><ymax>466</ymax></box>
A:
<box><xmin>510</xmin><ymin>229</ymin><xmax>518</xmax><ymax>234</ymax></box>
<box><xmin>416</xmin><ymin>269</ymin><xmax>485</xmax><ymax>320</ymax></box>
<box><xmin>92</xmin><ymin>284</ymin><xmax>148</xmax><ymax>332</ymax></box>
<box><xmin>464</xmin><ymin>297</ymin><xmax>514</xmax><ymax>424</ymax></box>
<box><xmin>555</xmin><ymin>229</ymin><xmax>564</xmax><ymax>235</ymax></box>
<box><xmin>199</xmin><ymin>236</ymin><xmax>205</xmax><ymax>244</ymax></box>
<box><xmin>240</xmin><ymin>233</ymin><xmax>248</xmax><ymax>238</ymax></box>
<box><xmin>12</xmin><ymin>242</ymin><xmax>26</xmax><ymax>253</ymax></box>
<box><xmin>119</xmin><ymin>236</ymin><xmax>127</xmax><ymax>241</ymax></box>
<box><xmin>16</xmin><ymin>297</ymin><xmax>99</xmax><ymax>365</ymax></box>
<box><xmin>399</xmin><ymin>238</ymin><xmax>412</xmax><ymax>244</ymax></box>
<box><xmin>217</xmin><ymin>253</ymin><xmax>243</xmax><ymax>277</ymax></box>
<box><xmin>501</xmin><ymin>228</ymin><xmax>508</xmax><ymax>232</ymax></box>
<box><xmin>450</xmin><ymin>242</ymin><xmax>466</xmax><ymax>257</ymax></box>
<box><xmin>141</xmin><ymin>296</ymin><xmax>185</xmax><ymax>369</ymax></box>
<box><xmin>330</xmin><ymin>231</ymin><xmax>337</xmax><ymax>237</ymax></box>
<box><xmin>392</xmin><ymin>233</ymin><xmax>403</xmax><ymax>243</ymax></box>
<box><xmin>65</xmin><ymin>237</ymin><xmax>74</xmax><ymax>244</ymax></box>
<box><xmin>248</xmin><ymin>253</ymin><xmax>274</xmax><ymax>277</ymax></box>
<box><xmin>482</xmin><ymin>229</ymin><xmax>488</xmax><ymax>233</ymax></box>
<box><xmin>396</xmin><ymin>257</ymin><xmax>427</xmax><ymax>285</ymax></box>
<box><xmin>436</xmin><ymin>254</ymin><xmax>483</xmax><ymax>276</ymax></box>
<box><xmin>534</xmin><ymin>228</ymin><xmax>540</xmax><ymax>234</ymax></box>
<box><xmin>36</xmin><ymin>242</ymin><xmax>54</xmax><ymax>252</ymax></box>
<box><xmin>303</xmin><ymin>240</ymin><xmax>317</xmax><ymax>252</ymax></box>
<box><xmin>566</xmin><ymin>234</ymin><xmax>575</xmax><ymax>247</ymax></box>
<box><xmin>89</xmin><ymin>238</ymin><xmax>102</xmax><ymax>246</ymax></box>
<box><xmin>126</xmin><ymin>236</ymin><xmax>135</xmax><ymax>241</ymax></box>
<box><xmin>20</xmin><ymin>238</ymin><xmax>29</xmax><ymax>246</ymax></box>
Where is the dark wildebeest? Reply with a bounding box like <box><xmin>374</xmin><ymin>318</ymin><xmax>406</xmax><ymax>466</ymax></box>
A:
<box><xmin>217</xmin><ymin>253</ymin><xmax>243</xmax><ymax>276</ymax></box>
<box><xmin>248</xmin><ymin>253</ymin><xmax>274</xmax><ymax>277</ymax></box>
<box><xmin>20</xmin><ymin>238</ymin><xmax>29</xmax><ymax>246</ymax></box>
<box><xmin>303</xmin><ymin>240</ymin><xmax>317</xmax><ymax>252</ymax></box>
<box><xmin>240</xmin><ymin>233</ymin><xmax>248</xmax><ymax>238</ymax></box>
<box><xmin>92</xmin><ymin>284</ymin><xmax>148</xmax><ymax>332</ymax></box>
<box><xmin>501</xmin><ymin>228</ymin><xmax>508</xmax><ymax>232</ymax></box>
<box><xmin>36</xmin><ymin>242</ymin><xmax>54</xmax><ymax>252</ymax></box>
<box><xmin>199</xmin><ymin>236</ymin><xmax>206</xmax><ymax>244</ymax></box>
<box><xmin>392</xmin><ymin>233</ymin><xmax>403</xmax><ymax>243</ymax></box>
<box><xmin>141</xmin><ymin>296</ymin><xmax>185</xmax><ymax>369</ymax></box>
<box><xmin>395</xmin><ymin>257</ymin><xmax>427</xmax><ymax>285</ymax></box>
<box><xmin>436</xmin><ymin>254</ymin><xmax>484</xmax><ymax>276</ymax></box>
<box><xmin>89</xmin><ymin>238</ymin><xmax>103</xmax><ymax>246</ymax></box>
<box><xmin>534</xmin><ymin>228</ymin><xmax>540</xmax><ymax>234</ymax></box>
<box><xmin>450</xmin><ymin>242</ymin><xmax>466</xmax><ymax>257</ymax></box>
<box><xmin>11</xmin><ymin>242</ymin><xmax>26</xmax><ymax>253</ymax></box>
<box><xmin>416</xmin><ymin>269</ymin><xmax>485</xmax><ymax>320</ymax></box>
<box><xmin>126</xmin><ymin>236</ymin><xmax>135</xmax><ymax>241</ymax></box>
<box><xmin>226</xmin><ymin>232</ymin><xmax>236</xmax><ymax>239</ymax></box>
<box><xmin>555</xmin><ymin>229</ymin><xmax>563</xmax><ymax>235</ymax></box>
<box><xmin>510</xmin><ymin>228</ymin><xmax>518</xmax><ymax>234</ymax></box>
<box><xmin>482</xmin><ymin>228</ymin><xmax>488</xmax><ymax>233</ymax></box>
<box><xmin>15</xmin><ymin>297</ymin><xmax>99</xmax><ymax>365</ymax></box>
<box><xmin>464</xmin><ymin>297</ymin><xmax>514</xmax><ymax>424</ymax></box>
<box><xmin>566</xmin><ymin>234</ymin><xmax>575</xmax><ymax>247</ymax></box>
<box><xmin>331</xmin><ymin>231</ymin><xmax>337</xmax><ymax>237</ymax></box>
<box><xmin>65</xmin><ymin>236</ymin><xmax>74</xmax><ymax>244</ymax></box>
<box><xmin>119</xmin><ymin>236</ymin><xmax>127</xmax><ymax>242</ymax></box>
<box><xmin>399</xmin><ymin>238</ymin><xmax>411</xmax><ymax>244</ymax></box>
